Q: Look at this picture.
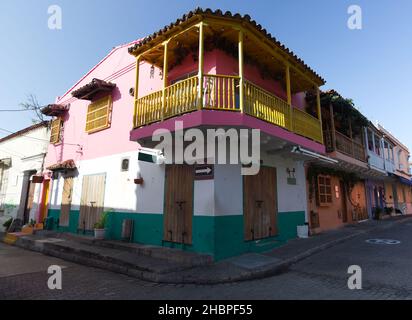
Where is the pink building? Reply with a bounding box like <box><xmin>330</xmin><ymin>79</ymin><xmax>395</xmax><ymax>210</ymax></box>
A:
<box><xmin>40</xmin><ymin>9</ymin><xmax>329</xmax><ymax>260</ymax></box>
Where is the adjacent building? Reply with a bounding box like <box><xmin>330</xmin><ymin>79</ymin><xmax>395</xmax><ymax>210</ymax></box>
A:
<box><xmin>0</xmin><ymin>122</ymin><xmax>50</xmax><ymax>231</ymax></box>
<box><xmin>305</xmin><ymin>90</ymin><xmax>378</xmax><ymax>233</ymax></box>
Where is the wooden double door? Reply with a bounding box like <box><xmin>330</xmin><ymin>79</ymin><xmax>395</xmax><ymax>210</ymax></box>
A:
<box><xmin>78</xmin><ymin>174</ymin><xmax>106</xmax><ymax>231</ymax></box>
<box><xmin>164</xmin><ymin>164</ymin><xmax>194</xmax><ymax>244</ymax></box>
<box><xmin>60</xmin><ymin>176</ymin><xmax>74</xmax><ymax>227</ymax></box>
<box><xmin>243</xmin><ymin>167</ymin><xmax>278</xmax><ymax>241</ymax></box>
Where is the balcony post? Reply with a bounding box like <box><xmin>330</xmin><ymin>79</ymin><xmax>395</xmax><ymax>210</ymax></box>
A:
<box><xmin>285</xmin><ymin>63</ymin><xmax>292</xmax><ymax>130</ymax></box>
<box><xmin>329</xmin><ymin>103</ymin><xmax>337</xmax><ymax>150</ymax></box>
<box><xmin>238</xmin><ymin>29</ymin><xmax>244</xmax><ymax>113</ymax></box>
<box><xmin>162</xmin><ymin>41</ymin><xmax>169</xmax><ymax>121</ymax></box>
<box><xmin>316</xmin><ymin>86</ymin><xmax>324</xmax><ymax>144</ymax></box>
<box><xmin>133</xmin><ymin>55</ymin><xmax>141</xmax><ymax>128</ymax></box>
<box><xmin>349</xmin><ymin>119</ymin><xmax>354</xmax><ymax>156</ymax></box>
<box><xmin>198</xmin><ymin>21</ymin><xmax>204</xmax><ymax>109</ymax></box>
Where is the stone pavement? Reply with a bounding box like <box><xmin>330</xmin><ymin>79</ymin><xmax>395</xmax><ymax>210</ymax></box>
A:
<box><xmin>2</xmin><ymin>217</ymin><xmax>412</xmax><ymax>299</ymax></box>
<box><xmin>3</xmin><ymin>215</ymin><xmax>412</xmax><ymax>285</ymax></box>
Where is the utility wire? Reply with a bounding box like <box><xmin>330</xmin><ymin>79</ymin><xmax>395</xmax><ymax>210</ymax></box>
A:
<box><xmin>0</xmin><ymin>107</ymin><xmax>41</xmax><ymax>112</ymax></box>
<box><xmin>0</xmin><ymin>127</ymin><xmax>82</xmax><ymax>147</ymax></box>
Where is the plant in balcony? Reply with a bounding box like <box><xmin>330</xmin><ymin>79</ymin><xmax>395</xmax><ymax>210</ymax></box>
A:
<box><xmin>93</xmin><ymin>210</ymin><xmax>110</xmax><ymax>240</ymax></box>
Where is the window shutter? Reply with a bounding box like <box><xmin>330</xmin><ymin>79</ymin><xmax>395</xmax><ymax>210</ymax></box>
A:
<box><xmin>50</xmin><ymin>118</ymin><xmax>62</xmax><ymax>144</ymax></box>
<box><xmin>318</xmin><ymin>175</ymin><xmax>333</xmax><ymax>206</ymax></box>
<box><xmin>85</xmin><ymin>95</ymin><xmax>112</xmax><ymax>133</ymax></box>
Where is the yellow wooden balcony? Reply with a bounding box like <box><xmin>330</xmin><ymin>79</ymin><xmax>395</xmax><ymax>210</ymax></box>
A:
<box><xmin>134</xmin><ymin>74</ymin><xmax>323</xmax><ymax>144</ymax></box>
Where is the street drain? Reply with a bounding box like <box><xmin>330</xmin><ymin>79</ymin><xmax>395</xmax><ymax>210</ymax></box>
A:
<box><xmin>365</xmin><ymin>239</ymin><xmax>401</xmax><ymax>245</ymax></box>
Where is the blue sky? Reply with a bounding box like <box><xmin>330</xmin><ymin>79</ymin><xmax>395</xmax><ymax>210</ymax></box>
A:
<box><xmin>0</xmin><ymin>0</ymin><xmax>411</xmax><ymax>149</ymax></box>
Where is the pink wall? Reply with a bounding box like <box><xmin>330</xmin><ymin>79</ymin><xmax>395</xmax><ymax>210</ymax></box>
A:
<box><xmin>45</xmin><ymin>44</ymin><xmax>312</xmax><ymax>168</ymax></box>
<box><xmin>44</xmin><ymin>43</ymin><xmax>163</xmax><ymax>167</ymax></box>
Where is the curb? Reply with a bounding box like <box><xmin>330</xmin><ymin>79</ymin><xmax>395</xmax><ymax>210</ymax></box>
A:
<box><xmin>5</xmin><ymin>216</ymin><xmax>412</xmax><ymax>285</ymax></box>
<box><xmin>172</xmin><ymin>216</ymin><xmax>412</xmax><ymax>285</ymax></box>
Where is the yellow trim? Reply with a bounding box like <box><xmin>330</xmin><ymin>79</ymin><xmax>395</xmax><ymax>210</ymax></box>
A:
<box><xmin>162</xmin><ymin>41</ymin><xmax>169</xmax><ymax>120</ymax></box>
<box><xmin>134</xmin><ymin>74</ymin><xmax>323</xmax><ymax>144</ymax></box>
<box><xmin>316</xmin><ymin>87</ymin><xmax>324</xmax><ymax>144</ymax></box>
<box><xmin>198</xmin><ymin>21</ymin><xmax>204</xmax><ymax>109</ymax></box>
<box><xmin>133</xmin><ymin>55</ymin><xmax>141</xmax><ymax>128</ymax></box>
<box><xmin>238</xmin><ymin>29</ymin><xmax>244</xmax><ymax>113</ymax></box>
<box><xmin>50</xmin><ymin>118</ymin><xmax>63</xmax><ymax>144</ymax></box>
<box><xmin>285</xmin><ymin>63</ymin><xmax>293</xmax><ymax>131</ymax></box>
<box><xmin>85</xmin><ymin>95</ymin><xmax>112</xmax><ymax>134</ymax></box>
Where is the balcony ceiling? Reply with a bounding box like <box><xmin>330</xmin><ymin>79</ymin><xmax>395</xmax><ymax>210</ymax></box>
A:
<box><xmin>129</xmin><ymin>8</ymin><xmax>325</xmax><ymax>92</ymax></box>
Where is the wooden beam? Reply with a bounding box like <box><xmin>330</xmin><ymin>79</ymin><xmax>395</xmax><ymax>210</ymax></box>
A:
<box><xmin>316</xmin><ymin>87</ymin><xmax>324</xmax><ymax>144</ymax></box>
<box><xmin>285</xmin><ymin>63</ymin><xmax>293</xmax><ymax>131</ymax></box>
<box><xmin>238</xmin><ymin>29</ymin><xmax>244</xmax><ymax>113</ymax></box>
<box><xmin>329</xmin><ymin>103</ymin><xmax>337</xmax><ymax>150</ymax></box>
<box><xmin>133</xmin><ymin>55</ymin><xmax>141</xmax><ymax>128</ymax></box>
<box><xmin>162</xmin><ymin>41</ymin><xmax>169</xmax><ymax>120</ymax></box>
<box><xmin>198</xmin><ymin>21</ymin><xmax>204</xmax><ymax>109</ymax></box>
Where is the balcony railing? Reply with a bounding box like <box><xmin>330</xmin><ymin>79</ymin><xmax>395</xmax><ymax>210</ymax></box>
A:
<box><xmin>134</xmin><ymin>74</ymin><xmax>323</xmax><ymax>143</ymax></box>
<box><xmin>324</xmin><ymin>129</ymin><xmax>366</xmax><ymax>162</ymax></box>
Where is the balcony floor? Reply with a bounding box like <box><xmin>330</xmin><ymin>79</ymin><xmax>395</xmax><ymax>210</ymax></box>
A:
<box><xmin>130</xmin><ymin>109</ymin><xmax>325</xmax><ymax>154</ymax></box>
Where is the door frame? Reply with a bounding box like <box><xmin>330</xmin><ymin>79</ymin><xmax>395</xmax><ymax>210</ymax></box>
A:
<box><xmin>162</xmin><ymin>164</ymin><xmax>194</xmax><ymax>245</ymax></box>
<box><xmin>78</xmin><ymin>173</ymin><xmax>107</xmax><ymax>231</ymax></box>
<box><xmin>242</xmin><ymin>165</ymin><xmax>278</xmax><ymax>241</ymax></box>
<box><xmin>60</xmin><ymin>175</ymin><xmax>74</xmax><ymax>227</ymax></box>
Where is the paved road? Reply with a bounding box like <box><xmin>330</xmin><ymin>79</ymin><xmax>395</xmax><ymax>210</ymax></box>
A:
<box><xmin>1</xmin><ymin>221</ymin><xmax>412</xmax><ymax>300</ymax></box>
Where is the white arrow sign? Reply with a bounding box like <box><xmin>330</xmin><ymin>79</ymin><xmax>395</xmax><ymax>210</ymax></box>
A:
<box><xmin>196</xmin><ymin>167</ymin><xmax>212</xmax><ymax>175</ymax></box>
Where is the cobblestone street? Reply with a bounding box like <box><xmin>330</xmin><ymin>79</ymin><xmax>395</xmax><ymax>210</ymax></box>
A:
<box><xmin>1</xmin><ymin>220</ymin><xmax>412</xmax><ymax>300</ymax></box>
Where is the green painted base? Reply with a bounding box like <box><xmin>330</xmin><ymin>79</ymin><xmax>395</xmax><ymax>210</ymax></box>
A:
<box><xmin>47</xmin><ymin>209</ymin><xmax>305</xmax><ymax>261</ymax></box>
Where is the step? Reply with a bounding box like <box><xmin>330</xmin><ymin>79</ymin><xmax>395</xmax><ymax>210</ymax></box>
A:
<box><xmin>14</xmin><ymin>235</ymin><xmax>196</xmax><ymax>280</ymax></box>
<box><xmin>3</xmin><ymin>232</ymin><xmax>32</xmax><ymax>245</ymax></box>
<box><xmin>59</xmin><ymin>233</ymin><xmax>213</xmax><ymax>267</ymax></box>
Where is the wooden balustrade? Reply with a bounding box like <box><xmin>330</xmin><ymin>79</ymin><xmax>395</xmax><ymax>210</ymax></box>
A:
<box><xmin>324</xmin><ymin>130</ymin><xmax>366</xmax><ymax>161</ymax></box>
<box><xmin>243</xmin><ymin>80</ymin><xmax>290</xmax><ymax>130</ymax></box>
<box><xmin>203</xmin><ymin>74</ymin><xmax>239</xmax><ymax>110</ymax></box>
<box><xmin>134</xmin><ymin>74</ymin><xmax>323</xmax><ymax>143</ymax></box>
<box><xmin>164</xmin><ymin>76</ymin><xmax>199</xmax><ymax>119</ymax></box>
<box><xmin>292</xmin><ymin>108</ymin><xmax>323</xmax><ymax>143</ymax></box>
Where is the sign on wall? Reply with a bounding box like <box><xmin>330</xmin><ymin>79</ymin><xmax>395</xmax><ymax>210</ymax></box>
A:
<box><xmin>194</xmin><ymin>164</ymin><xmax>214</xmax><ymax>180</ymax></box>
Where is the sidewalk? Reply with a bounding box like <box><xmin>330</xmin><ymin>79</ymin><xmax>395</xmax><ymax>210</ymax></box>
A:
<box><xmin>3</xmin><ymin>215</ymin><xmax>412</xmax><ymax>284</ymax></box>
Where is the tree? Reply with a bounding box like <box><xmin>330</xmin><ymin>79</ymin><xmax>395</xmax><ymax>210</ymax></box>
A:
<box><xmin>20</xmin><ymin>94</ymin><xmax>45</xmax><ymax>123</ymax></box>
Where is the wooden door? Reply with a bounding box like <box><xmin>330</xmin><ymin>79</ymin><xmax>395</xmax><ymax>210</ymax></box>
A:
<box><xmin>39</xmin><ymin>180</ymin><xmax>50</xmax><ymax>223</ymax></box>
<box><xmin>79</xmin><ymin>174</ymin><xmax>106</xmax><ymax>231</ymax></box>
<box><xmin>244</xmin><ymin>167</ymin><xmax>277</xmax><ymax>240</ymax></box>
<box><xmin>24</xmin><ymin>181</ymin><xmax>35</xmax><ymax>224</ymax></box>
<box><xmin>164</xmin><ymin>165</ymin><xmax>193</xmax><ymax>244</ymax></box>
<box><xmin>60</xmin><ymin>177</ymin><xmax>74</xmax><ymax>227</ymax></box>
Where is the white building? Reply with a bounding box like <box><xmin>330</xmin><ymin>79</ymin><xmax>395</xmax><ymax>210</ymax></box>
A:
<box><xmin>0</xmin><ymin>122</ymin><xmax>50</xmax><ymax>230</ymax></box>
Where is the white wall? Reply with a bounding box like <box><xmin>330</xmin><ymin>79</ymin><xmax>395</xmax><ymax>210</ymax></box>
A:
<box><xmin>49</xmin><ymin>150</ymin><xmax>166</xmax><ymax>214</ymax></box>
<box><xmin>0</xmin><ymin>125</ymin><xmax>49</xmax><ymax>220</ymax></box>
<box><xmin>47</xmin><ymin>150</ymin><xmax>308</xmax><ymax>219</ymax></box>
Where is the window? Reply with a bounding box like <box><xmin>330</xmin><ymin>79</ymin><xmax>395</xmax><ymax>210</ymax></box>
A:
<box><xmin>85</xmin><ymin>95</ymin><xmax>112</xmax><ymax>133</ymax></box>
<box><xmin>318</xmin><ymin>175</ymin><xmax>332</xmax><ymax>206</ymax></box>
<box><xmin>367</xmin><ymin>129</ymin><xmax>374</xmax><ymax>152</ymax></box>
<box><xmin>50</xmin><ymin>118</ymin><xmax>63</xmax><ymax>144</ymax></box>
<box><xmin>384</xmin><ymin>141</ymin><xmax>389</xmax><ymax>160</ymax></box>
<box><xmin>374</xmin><ymin>134</ymin><xmax>381</xmax><ymax>156</ymax></box>
<box><xmin>121</xmin><ymin>158</ymin><xmax>129</xmax><ymax>172</ymax></box>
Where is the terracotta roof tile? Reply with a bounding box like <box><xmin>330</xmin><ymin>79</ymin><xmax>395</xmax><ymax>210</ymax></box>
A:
<box><xmin>128</xmin><ymin>7</ymin><xmax>325</xmax><ymax>84</ymax></box>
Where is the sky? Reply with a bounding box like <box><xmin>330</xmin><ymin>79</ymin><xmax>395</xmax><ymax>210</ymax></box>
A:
<box><xmin>0</xmin><ymin>0</ymin><xmax>411</xmax><ymax>149</ymax></box>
